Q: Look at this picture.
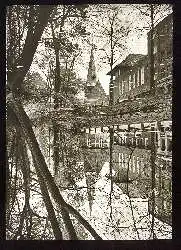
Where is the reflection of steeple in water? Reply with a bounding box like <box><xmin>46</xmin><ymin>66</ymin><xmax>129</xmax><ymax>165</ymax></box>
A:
<box><xmin>82</xmin><ymin>147</ymin><xmax>110</xmax><ymax>214</ymax></box>
<box><xmin>84</xmin><ymin>158</ymin><xmax>98</xmax><ymax>215</ymax></box>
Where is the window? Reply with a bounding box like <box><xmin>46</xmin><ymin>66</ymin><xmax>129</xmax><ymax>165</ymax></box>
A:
<box><xmin>118</xmin><ymin>153</ymin><xmax>121</xmax><ymax>166</ymax></box>
<box><xmin>140</xmin><ymin>157</ymin><xmax>144</xmax><ymax>169</ymax></box>
<box><xmin>141</xmin><ymin>67</ymin><xmax>144</xmax><ymax>85</ymax></box>
<box><xmin>137</xmin><ymin>69</ymin><xmax>140</xmax><ymax>86</ymax></box>
<box><xmin>140</xmin><ymin>138</ymin><xmax>144</xmax><ymax>147</ymax></box>
<box><xmin>161</xmin><ymin>138</ymin><xmax>166</xmax><ymax>151</ymax></box>
<box><xmin>145</xmin><ymin>138</ymin><xmax>148</xmax><ymax>147</ymax></box>
<box><xmin>132</xmin><ymin>156</ymin><xmax>136</xmax><ymax>173</ymax></box>
<box><xmin>122</xmin><ymin>153</ymin><xmax>125</xmax><ymax>168</ymax></box>
<box><xmin>153</xmin><ymin>39</ymin><xmax>157</xmax><ymax>54</ymax></box>
<box><xmin>128</xmin><ymin>75</ymin><xmax>132</xmax><ymax>90</ymax></box>
<box><xmin>133</xmin><ymin>74</ymin><xmax>135</xmax><ymax>88</ymax></box>
<box><xmin>137</xmin><ymin>157</ymin><xmax>140</xmax><ymax>173</ymax></box>
<box><xmin>94</xmin><ymin>136</ymin><xmax>98</xmax><ymax>148</ymax></box>
<box><xmin>122</xmin><ymin>80</ymin><xmax>125</xmax><ymax>94</ymax></box>
<box><xmin>153</xmin><ymin>45</ymin><xmax>157</xmax><ymax>54</ymax></box>
<box><xmin>120</xmin><ymin>80</ymin><xmax>122</xmax><ymax>95</ymax></box>
<box><xmin>125</xmin><ymin>154</ymin><xmax>128</xmax><ymax>167</ymax></box>
<box><xmin>100</xmin><ymin>138</ymin><xmax>103</xmax><ymax>148</ymax></box>
<box><xmin>163</xmin><ymin>200</ymin><xmax>167</xmax><ymax>210</ymax></box>
<box><xmin>87</xmin><ymin>138</ymin><xmax>91</xmax><ymax>147</ymax></box>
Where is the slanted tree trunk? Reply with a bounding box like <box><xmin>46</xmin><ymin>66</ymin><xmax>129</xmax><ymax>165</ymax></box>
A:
<box><xmin>33</xmin><ymin>156</ymin><xmax>63</xmax><ymax>240</ymax></box>
<box><xmin>7</xmin><ymin>97</ymin><xmax>102</xmax><ymax>240</ymax></box>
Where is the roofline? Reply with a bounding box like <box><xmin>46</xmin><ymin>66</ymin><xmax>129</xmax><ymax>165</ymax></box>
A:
<box><xmin>107</xmin><ymin>54</ymin><xmax>147</xmax><ymax>75</ymax></box>
<box><xmin>147</xmin><ymin>12</ymin><xmax>173</xmax><ymax>36</ymax></box>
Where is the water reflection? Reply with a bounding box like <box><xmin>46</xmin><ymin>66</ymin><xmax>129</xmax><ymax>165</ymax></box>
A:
<box><xmin>62</xmin><ymin>162</ymin><xmax>172</xmax><ymax>240</ymax></box>
<box><xmin>79</xmin><ymin>121</ymin><xmax>172</xmax><ymax>226</ymax></box>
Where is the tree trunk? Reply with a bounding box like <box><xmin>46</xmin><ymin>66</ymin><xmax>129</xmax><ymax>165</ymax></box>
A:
<box><xmin>149</xmin><ymin>5</ymin><xmax>156</xmax><ymax>239</ymax></box>
<box><xmin>7</xmin><ymin>96</ymin><xmax>102</xmax><ymax>240</ymax></box>
<box><xmin>8</xmin><ymin>6</ymin><xmax>53</xmax><ymax>92</ymax></box>
<box><xmin>150</xmin><ymin>4</ymin><xmax>155</xmax><ymax>94</ymax></box>
<box><xmin>33</xmin><ymin>156</ymin><xmax>63</xmax><ymax>240</ymax></box>
<box><xmin>109</xmin><ymin>23</ymin><xmax>114</xmax><ymax>218</ymax></box>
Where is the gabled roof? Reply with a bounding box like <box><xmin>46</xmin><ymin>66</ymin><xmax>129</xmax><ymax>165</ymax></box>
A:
<box><xmin>107</xmin><ymin>54</ymin><xmax>147</xmax><ymax>75</ymax></box>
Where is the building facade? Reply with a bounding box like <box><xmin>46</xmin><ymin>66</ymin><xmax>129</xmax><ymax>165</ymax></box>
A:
<box><xmin>147</xmin><ymin>13</ymin><xmax>173</xmax><ymax>95</ymax></box>
<box><xmin>107</xmin><ymin>13</ymin><xmax>173</xmax><ymax>104</ymax></box>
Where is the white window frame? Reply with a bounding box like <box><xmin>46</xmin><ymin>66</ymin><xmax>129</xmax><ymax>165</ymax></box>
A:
<box><xmin>121</xmin><ymin>153</ymin><xmax>124</xmax><ymax>165</ymax></box>
<box><xmin>118</xmin><ymin>153</ymin><xmax>121</xmax><ymax>166</ymax></box>
<box><xmin>120</xmin><ymin>80</ymin><xmax>122</xmax><ymax>95</ymax></box>
<box><xmin>125</xmin><ymin>153</ymin><xmax>128</xmax><ymax>167</ymax></box>
<box><xmin>145</xmin><ymin>138</ymin><xmax>148</xmax><ymax>147</ymax></box>
<box><xmin>137</xmin><ymin>157</ymin><xmax>140</xmax><ymax>173</ymax></box>
<box><xmin>122</xmin><ymin>153</ymin><xmax>125</xmax><ymax>168</ymax></box>
<box><xmin>133</xmin><ymin>73</ymin><xmax>135</xmax><ymax>88</ymax></box>
<box><xmin>153</xmin><ymin>44</ymin><xmax>157</xmax><ymax>54</ymax></box>
<box><xmin>87</xmin><ymin>138</ymin><xmax>91</xmax><ymax>147</ymax></box>
<box><xmin>128</xmin><ymin>75</ymin><xmax>132</xmax><ymax>90</ymax></box>
<box><xmin>100</xmin><ymin>138</ymin><xmax>103</xmax><ymax>148</ymax></box>
<box><xmin>141</xmin><ymin>67</ymin><xmax>144</xmax><ymax>85</ymax></box>
<box><xmin>122</xmin><ymin>80</ymin><xmax>125</xmax><ymax>94</ymax></box>
<box><xmin>137</xmin><ymin>69</ymin><xmax>140</xmax><ymax>86</ymax></box>
<box><xmin>163</xmin><ymin>200</ymin><xmax>167</xmax><ymax>210</ymax></box>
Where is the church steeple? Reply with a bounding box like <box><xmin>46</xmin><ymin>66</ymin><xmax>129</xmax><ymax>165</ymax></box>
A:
<box><xmin>84</xmin><ymin>45</ymin><xmax>109</xmax><ymax>106</ymax></box>
<box><xmin>86</xmin><ymin>45</ymin><xmax>97</xmax><ymax>87</ymax></box>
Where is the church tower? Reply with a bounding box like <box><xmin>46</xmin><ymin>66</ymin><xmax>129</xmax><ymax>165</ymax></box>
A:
<box><xmin>85</xmin><ymin>46</ymin><xmax>109</xmax><ymax>106</ymax></box>
<box><xmin>86</xmin><ymin>46</ymin><xmax>97</xmax><ymax>88</ymax></box>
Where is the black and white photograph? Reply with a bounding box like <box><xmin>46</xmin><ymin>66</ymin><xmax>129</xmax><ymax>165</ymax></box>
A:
<box><xmin>6</xmin><ymin>4</ymin><xmax>172</xmax><ymax>240</ymax></box>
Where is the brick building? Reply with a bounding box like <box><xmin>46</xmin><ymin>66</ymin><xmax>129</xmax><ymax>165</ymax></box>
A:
<box><xmin>107</xmin><ymin>13</ymin><xmax>173</xmax><ymax>104</ymax></box>
<box><xmin>147</xmin><ymin>13</ymin><xmax>173</xmax><ymax>95</ymax></box>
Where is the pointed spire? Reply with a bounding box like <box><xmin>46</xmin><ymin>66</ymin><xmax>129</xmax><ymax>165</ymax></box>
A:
<box><xmin>86</xmin><ymin>45</ymin><xmax>97</xmax><ymax>87</ymax></box>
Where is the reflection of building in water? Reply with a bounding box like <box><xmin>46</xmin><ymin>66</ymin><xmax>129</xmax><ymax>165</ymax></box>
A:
<box><xmin>80</xmin><ymin>126</ymin><xmax>110</xmax><ymax>149</ymax></box>
<box><xmin>79</xmin><ymin>120</ymin><xmax>172</xmax><ymax>225</ymax></box>
<box><xmin>151</xmin><ymin>156</ymin><xmax>172</xmax><ymax>225</ymax></box>
<box><xmin>112</xmin><ymin>144</ymin><xmax>172</xmax><ymax>226</ymax></box>
<box><xmin>83</xmin><ymin>158</ymin><xmax>100</xmax><ymax>214</ymax></box>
